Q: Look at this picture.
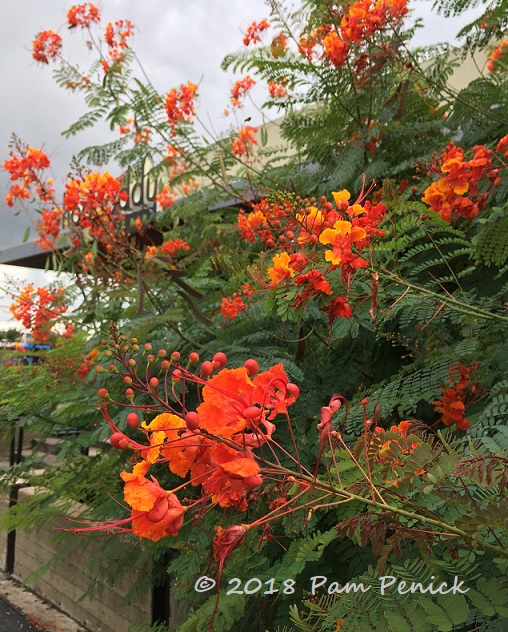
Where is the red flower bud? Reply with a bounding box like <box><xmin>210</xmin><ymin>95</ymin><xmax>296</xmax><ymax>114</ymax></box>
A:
<box><xmin>171</xmin><ymin>351</ymin><xmax>181</xmax><ymax>361</ymax></box>
<box><xmin>287</xmin><ymin>383</ymin><xmax>300</xmax><ymax>398</ymax></box>
<box><xmin>125</xmin><ymin>388</ymin><xmax>135</xmax><ymax>400</ymax></box>
<box><xmin>95</xmin><ymin>365</ymin><xmax>104</xmax><ymax>373</ymax></box>
<box><xmin>128</xmin><ymin>358</ymin><xmax>136</xmax><ymax>367</ymax></box>
<box><xmin>161</xmin><ymin>359</ymin><xmax>171</xmax><ymax>370</ymax></box>
<box><xmin>200</xmin><ymin>361</ymin><xmax>214</xmax><ymax>377</ymax></box>
<box><xmin>158</xmin><ymin>349</ymin><xmax>167</xmax><ymax>358</ymax></box>
<box><xmin>149</xmin><ymin>377</ymin><xmax>159</xmax><ymax>390</ymax></box>
<box><xmin>144</xmin><ymin>343</ymin><xmax>152</xmax><ymax>351</ymax></box>
<box><xmin>124</xmin><ymin>376</ymin><xmax>133</xmax><ymax>385</ymax></box>
<box><xmin>189</xmin><ymin>352</ymin><xmax>199</xmax><ymax>364</ymax></box>
<box><xmin>110</xmin><ymin>432</ymin><xmax>129</xmax><ymax>449</ymax></box>
<box><xmin>212</xmin><ymin>352</ymin><xmax>227</xmax><ymax>367</ymax></box>
<box><xmin>126</xmin><ymin>412</ymin><xmax>140</xmax><ymax>429</ymax></box>
<box><xmin>147</xmin><ymin>354</ymin><xmax>155</xmax><ymax>362</ymax></box>
<box><xmin>185</xmin><ymin>411</ymin><xmax>200</xmax><ymax>431</ymax></box>
<box><xmin>98</xmin><ymin>388</ymin><xmax>109</xmax><ymax>399</ymax></box>
<box><xmin>244</xmin><ymin>359</ymin><xmax>259</xmax><ymax>376</ymax></box>
<box><xmin>243</xmin><ymin>406</ymin><xmax>262</xmax><ymax>420</ymax></box>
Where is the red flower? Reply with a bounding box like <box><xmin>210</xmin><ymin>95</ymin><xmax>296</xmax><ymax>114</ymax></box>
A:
<box><xmin>164</xmin><ymin>82</ymin><xmax>198</xmax><ymax>129</ymax></box>
<box><xmin>321</xmin><ymin>296</ymin><xmax>353</xmax><ymax>323</ymax></box>
<box><xmin>32</xmin><ymin>31</ymin><xmax>62</xmax><ymax>64</ymax></box>
<box><xmin>295</xmin><ymin>270</ymin><xmax>333</xmax><ymax>307</ymax></box>
<box><xmin>243</xmin><ymin>20</ymin><xmax>270</xmax><ymax>46</ymax></box>
<box><xmin>231</xmin><ymin>76</ymin><xmax>256</xmax><ymax>108</ymax></box>
<box><xmin>221</xmin><ymin>296</ymin><xmax>246</xmax><ymax>320</ymax></box>
<box><xmin>232</xmin><ymin>126</ymin><xmax>258</xmax><ymax>157</ymax></box>
<box><xmin>160</xmin><ymin>239</ymin><xmax>190</xmax><ymax>257</ymax></box>
<box><xmin>67</xmin><ymin>4</ymin><xmax>100</xmax><ymax>29</ymax></box>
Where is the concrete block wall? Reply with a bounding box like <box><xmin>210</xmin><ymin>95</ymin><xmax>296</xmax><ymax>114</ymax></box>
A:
<box><xmin>1</xmin><ymin>487</ymin><xmax>152</xmax><ymax>632</ymax></box>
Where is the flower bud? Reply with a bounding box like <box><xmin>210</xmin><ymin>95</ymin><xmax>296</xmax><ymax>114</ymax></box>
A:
<box><xmin>189</xmin><ymin>352</ymin><xmax>199</xmax><ymax>364</ymax></box>
<box><xmin>172</xmin><ymin>369</ymin><xmax>183</xmax><ymax>383</ymax></box>
<box><xmin>200</xmin><ymin>361</ymin><xmax>214</xmax><ymax>378</ymax></box>
<box><xmin>212</xmin><ymin>352</ymin><xmax>227</xmax><ymax>368</ymax></box>
<box><xmin>287</xmin><ymin>383</ymin><xmax>300</xmax><ymax>398</ymax></box>
<box><xmin>110</xmin><ymin>432</ymin><xmax>129</xmax><ymax>449</ymax></box>
<box><xmin>98</xmin><ymin>388</ymin><xmax>109</xmax><ymax>399</ymax></box>
<box><xmin>185</xmin><ymin>412</ymin><xmax>200</xmax><ymax>431</ymax></box>
<box><xmin>126</xmin><ymin>412</ymin><xmax>140</xmax><ymax>430</ymax></box>
<box><xmin>144</xmin><ymin>343</ymin><xmax>152</xmax><ymax>351</ymax></box>
<box><xmin>243</xmin><ymin>406</ymin><xmax>262</xmax><ymax>420</ymax></box>
<box><xmin>125</xmin><ymin>388</ymin><xmax>135</xmax><ymax>401</ymax></box>
<box><xmin>244</xmin><ymin>359</ymin><xmax>259</xmax><ymax>376</ymax></box>
<box><xmin>130</xmin><ymin>338</ymin><xmax>137</xmax><ymax>344</ymax></box>
<box><xmin>132</xmin><ymin>344</ymin><xmax>139</xmax><ymax>351</ymax></box>
<box><xmin>95</xmin><ymin>365</ymin><xmax>104</xmax><ymax>373</ymax></box>
<box><xmin>158</xmin><ymin>349</ymin><xmax>167</xmax><ymax>358</ymax></box>
<box><xmin>161</xmin><ymin>359</ymin><xmax>171</xmax><ymax>370</ymax></box>
<box><xmin>124</xmin><ymin>376</ymin><xmax>133</xmax><ymax>385</ymax></box>
<box><xmin>149</xmin><ymin>377</ymin><xmax>159</xmax><ymax>390</ymax></box>
<box><xmin>171</xmin><ymin>351</ymin><xmax>181</xmax><ymax>361</ymax></box>
<box><xmin>147</xmin><ymin>354</ymin><xmax>155</xmax><ymax>362</ymax></box>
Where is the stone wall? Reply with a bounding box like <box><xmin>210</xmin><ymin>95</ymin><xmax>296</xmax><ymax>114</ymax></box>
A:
<box><xmin>0</xmin><ymin>487</ymin><xmax>152</xmax><ymax>632</ymax></box>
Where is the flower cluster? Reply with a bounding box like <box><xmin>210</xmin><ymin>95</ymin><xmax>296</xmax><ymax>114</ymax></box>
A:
<box><xmin>67</xmin><ymin>4</ymin><xmax>100</xmax><ymax>29</ymax></box>
<box><xmin>221</xmin><ymin>284</ymin><xmax>253</xmax><ymax>320</ymax></box>
<box><xmin>4</xmin><ymin>144</ymin><xmax>53</xmax><ymax>207</ymax></box>
<box><xmin>231</xmin><ymin>126</ymin><xmax>258</xmax><ymax>157</ymax></box>
<box><xmin>86</xmin><ymin>340</ymin><xmax>299</xmax><ymax>541</ymax></box>
<box><xmin>268</xmin><ymin>80</ymin><xmax>288</xmax><ymax>98</ymax></box>
<box><xmin>63</xmin><ymin>171</ymin><xmax>127</xmax><ymax>248</ymax></box>
<box><xmin>433</xmin><ymin>363</ymin><xmax>478</xmax><ymax>431</ymax></box>
<box><xmin>32</xmin><ymin>31</ymin><xmax>62</xmax><ymax>64</ymax></box>
<box><xmin>164</xmin><ymin>82</ymin><xmax>198</xmax><ymax>132</ymax></box>
<box><xmin>144</xmin><ymin>239</ymin><xmax>190</xmax><ymax>263</ymax></box>
<box><xmin>103</xmin><ymin>19</ymin><xmax>134</xmax><ymax>68</ymax></box>
<box><xmin>298</xmin><ymin>0</ymin><xmax>408</xmax><ymax>67</ymax></box>
<box><xmin>487</xmin><ymin>40</ymin><xmax>508</xmax><ymax>72</ymax></box>
<box><xmin>230</xmin><ymin>76</ymin><xmax>256</xmax><ymax>108</ymax></box>
<box><xmin>422</xmin><ymin>141</ymin><xmax>501</xmax><ymax>221</ymax></box>
<box><xmin>156</xmin><ymin>185</ymin><xmax>177</xmax><ymax>210</ymax></box>
<box><xmin>243</xmin><ymin>19</ymin><xmax>270</xmax><ymax>46</ymax></box>
<box><xmin>10</xmin><ymin>285</ymin><xmax>71</xmax><ymax>343</ymax></box>
<box><xmin>238</xmin><ymin>189</ymin><xmax>386</xmax><ymax>321</ymax></box>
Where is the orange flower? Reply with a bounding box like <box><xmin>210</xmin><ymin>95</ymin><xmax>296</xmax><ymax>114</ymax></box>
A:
<box><xmin>221</xmin><ymin>296</ymin><xmax>246</xmax><ymax>320</ymax></box>
<box><xmin>433</xmin><ymin>364</ymin><xmax>476</xmax><ymax>431</ymax></box>
<box><xmin>67</xmin><ymin>4</ymin><xmax>100</xmax><ymax>29</ymax></box>
<box><xmin>197</xmin><ymin>368</ymin><xmax>256</xmax><ymax>438</ymax></box>
<box><xmin>268</xmin><ymin>80</ymin><xmax>288</xmax><ymax>98</ymax></box>
<box><xmin>32</xmin><ymin>31</ymin><xmax>62</xmax><ymax>64</ymax></box>
<box><xmin>231</xmin><ymin>76</ymin><xmax>256</xmax><ymax>108</ymax></box>
<box><xmin>232</xmin><ymin>126</ymin><xmax>258</xmax><ymax>157</ymax></box>
<box><xmin>487</xmin><ymin>40</ymin><xmax>508</xmax><ymax>72</ymax></box>
<box><xmin>319</xmin><ymin>219</ymin><xmax>367</xmax><ymax>265</ymax></box>
<box><xmin>323</xmin><ymin>31</ymin><xmax>348</xmax><ymax>67</ymax></box>
<box><xmin>164</xmin><ymin>82</ymin><xmax>198</xmax><ymax>129</ymax></box>
<box><xmin>156</xmin><ymin>185</ymin><xmax>177</xmax><ymax>210</ymax></box>
<box><xmin>203</xmin><ymin>444</ymin><xmax>261</xmax><ymax>510</ymax></box>
<box><xmin>243</xmin><ymin>19</ymin><xmax>270</xmax><ymax>46</ymax></box>
<box><xmin>160</xmin><ymin>239</ymin><xmax>190</xmax><ymax>257</ymax></box>
<box><xmin>267</xmin><ymin>251</ymin><xmax>295</xmax><ymax>285</ymax></box>
<box><xmin>121</xmin><ymin>463</ymin><xmax>186</xmax><ymax>541</ymax></box>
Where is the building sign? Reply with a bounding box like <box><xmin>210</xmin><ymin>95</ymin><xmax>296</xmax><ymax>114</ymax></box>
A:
<box><xmin>119</xmin><ymin>159</ymin><xmax>158</xmax><ymax>214</ymax></box>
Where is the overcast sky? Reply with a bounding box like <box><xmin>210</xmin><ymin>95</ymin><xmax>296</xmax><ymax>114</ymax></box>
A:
<box><xmin>0</xmin><ymin>0</ymin><xmax>485</xmax><ymax>329</ymax></box>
